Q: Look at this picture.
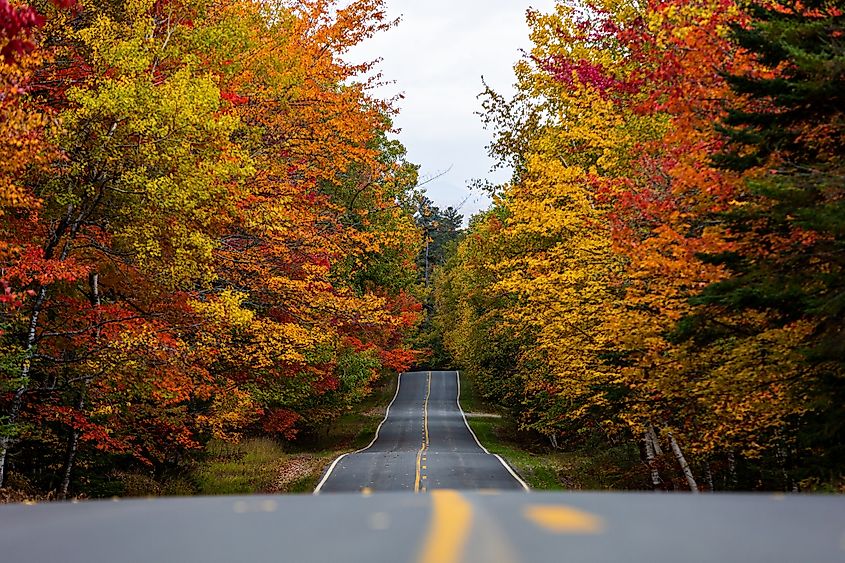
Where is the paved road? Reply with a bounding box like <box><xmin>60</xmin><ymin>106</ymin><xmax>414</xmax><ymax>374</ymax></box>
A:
<box><xmin>2</xmin><ymin>370</ymin><xmax>843</xmax><ymax>562</ymax></box>
<box><xmin>1</xmin><ymin>491</ymin><xmax>843</xmax><ymax>563</ymax></box>
<box><xmin>315</xmin><ymin>371</ymin><xmax>528</xmax><ymax>493</ymax></box>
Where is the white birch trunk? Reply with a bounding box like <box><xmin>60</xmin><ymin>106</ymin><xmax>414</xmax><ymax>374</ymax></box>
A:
<box><xmin>648</xmin><ymin>425</ymin><xmax>663</xmax><ymax>456</ymax></box>
<box><xmin>643</xmin><ymin>429</ymin><xmax>662</xmax><ymax>489</ymax></box>
<box><xmin>727</xmin><ymin>451</ymin><xmax>738</xmax><ymax>490</ymax></box>
<box><xmin>668</xmin><ymin>432</ymin><xmax>699</xmax><ymax>493</ymax></box>
<box><xmin>59</xmin><ymin>273</ymin><xmax>100</xmax><ymax>498</ymax></box>
<box><xmin>59</xmin><ymin>414</ymin><xmax>81</xmax><ymax>499</ymax></box>
<box><xmin>0</xmin><ymin>285</ymin><xmax>47</xmax><ymax>488</ymax></box>
<box><xmin>1</xmin><ymin>206</ymin><xmax>81</xmax><ymax>488</ymax></box>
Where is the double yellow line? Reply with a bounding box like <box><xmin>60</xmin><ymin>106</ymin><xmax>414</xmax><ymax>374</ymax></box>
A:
<box><xmin>414</xmin><ymin>371</ymin><xmax>432</xmax><ymax>493</ymax></box>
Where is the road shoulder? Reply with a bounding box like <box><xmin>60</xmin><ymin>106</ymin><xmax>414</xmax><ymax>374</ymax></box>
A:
<box><xmin>457</xmin><ymin>372</ymin><xmax>646</xmax><ymax>491</ymax></box>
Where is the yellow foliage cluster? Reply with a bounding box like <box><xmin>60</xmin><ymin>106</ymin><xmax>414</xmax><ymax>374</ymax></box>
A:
<box><xmin>437</xmin><ymin>0</ymin><xmax>840</xmax><ymax>490</ymax></box>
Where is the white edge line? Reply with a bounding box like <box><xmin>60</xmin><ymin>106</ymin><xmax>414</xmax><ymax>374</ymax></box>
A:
<box><xmin>456</xmin><ymin>370</ymin><xmax>490</xmax><ymax>454</ymax></box>
<box><xmin>312</xmin><ymin>453</ymin><xmax>348</xmax><ymax>495</ymax></box>
<box><xmin>456</xmin><ymin>370</ymin><xmax>531</xmax><ymax>492</ymax></box>
<box><xmin>493</xmin><ymin>454</ymin><xmax>531</xmax><ymax>492</ymax></box>
<box><xmin>313</xmin><ymin>372</ymin><xmax>404</xmax><ymax>495</ymax></box>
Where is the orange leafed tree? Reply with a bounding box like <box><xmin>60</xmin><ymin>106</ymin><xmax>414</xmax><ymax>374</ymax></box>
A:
<box><xmin>438</xmin><ymin>0</ymin><xmax>843</xmax><ymax>491</ymax></box>
<box><xmin>0</xmin><ymin>0</ymin><xmax>423</xmax><ymax>496</ymax></box>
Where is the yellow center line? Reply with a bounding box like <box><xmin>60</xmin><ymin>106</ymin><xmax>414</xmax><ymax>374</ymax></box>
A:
<box><xmin>414</xmin><ymin>450</ymin><xmax>423</xmax><ymax>492</ymax></box>
<box><xmin>418</xmin><ymin>490</ymin><xmax>473</xmax><ymax>563</ymax></box>
<box><xmin>524</xmin><ymin>504</ymin><xmax>605</xmax><ymax>534</ymax></box>
<box><xmin>414</xmin><ymin>371</ymin><xmax>432</xmax><ymax>493</ymax></box>
<box><xmin>424</xmin><ymin>371</ymin><xmax>431</xmax><ymax>446</ymax></box>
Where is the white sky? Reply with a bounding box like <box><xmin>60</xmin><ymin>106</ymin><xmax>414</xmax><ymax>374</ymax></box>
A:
<box><xmin>346</xmin><ymin>0</ymin><xmax>558</xmax><ymax>222</ymax></box>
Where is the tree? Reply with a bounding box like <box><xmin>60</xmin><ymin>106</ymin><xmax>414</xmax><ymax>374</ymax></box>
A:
<box><xmin>439</xmin><ymin>0</ymin><xmax>844</xmax><ymax>490</ymax></box>
<box><xmin>695</xmin><ymin>0</ymin><xmax>845</xmax><ymax>486</ymax></box>
<box><xmin>0</xmin><ymin>0</ymin><xmax>424</xmax><ymax>496</ymax></box>
<box><xmin>414</xmin><ymin>195</ymin><xmax>463</xmax><ymax>287</ymax></box>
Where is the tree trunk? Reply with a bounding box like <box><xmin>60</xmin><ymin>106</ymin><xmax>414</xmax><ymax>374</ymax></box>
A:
<box><xmin>668</xmin><ymin>432</ymin><xmax>699</xmax><ymax>493</ymax></box>
<box><xmin>0</xmin><ymin>285</ymin><xmax>47</xmax><ymax>488</ymax></box>
<box><xmin>727</xmin><ymin>451</ymin><xmax>738</xmax><ymax>490</ymax></box>
<box><xmin>424</xmin><ymin>232</ymin><xmax>430</xmax><ymax>287</ymax></box>
<box><xmin>648</xmin><ymin>425</ymin><xmax>663</xmax><ymax>456</ymax></box>
<box><xmin>705</xmin><ymin>461</ymin><xmax>714</xmax><ymax>492</ymax></box>
<box><xmin>59</xmin><ymin>406</ymin><xmax>82</xmax><ymax>499</ymax></box>
<box><xmin>0</xmin><ymin>205</ymin><xmax>86</xmax><ymax>488</ymax></box>
<box><xmin>775</xmin><ymin>441</ymin><xmax>797</xmax><ymax>492</ymax></box>
<box><xmin>643</xmin><ymin>428</ymin><xmax>663</xmax><ymax>489</ymax></box>
<box><xmin>59</xmin><ymin>273</ymin><xmax>101</xmax><ymax>499</ymax></box>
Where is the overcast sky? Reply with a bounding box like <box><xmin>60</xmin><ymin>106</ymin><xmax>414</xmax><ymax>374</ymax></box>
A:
<box><xmin>346</xmin><ymin>0</ymin><xmax>557</xmax><ymax>222</ymax></box>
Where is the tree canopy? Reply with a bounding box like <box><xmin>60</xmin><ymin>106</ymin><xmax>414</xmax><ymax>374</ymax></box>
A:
<box><xmin>436</xmin><ymin>0</ymin><xmax>845</xmax><ymax>491</ymax></box>
<box><xmin>0</xmin><ymin>0</ymin><xmax>423</xmax><ymax>496</ymax></box>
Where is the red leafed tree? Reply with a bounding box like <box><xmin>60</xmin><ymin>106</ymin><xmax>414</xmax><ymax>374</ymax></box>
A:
<box><xmin>1</xmin><ymin>0</ymin><xmax>422</xmax><ymax>498</ymax></box>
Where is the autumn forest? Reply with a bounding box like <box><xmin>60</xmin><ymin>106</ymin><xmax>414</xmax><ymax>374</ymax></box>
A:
<box><xmin>2</xmin><ymin>0</ymin><xmax>843</xmax><ymax>498</ymax></box>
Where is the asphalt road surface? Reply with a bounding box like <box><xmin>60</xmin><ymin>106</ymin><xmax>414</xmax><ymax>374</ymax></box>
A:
<box><xmin>2</xmin><ymin>491</ymin><xmax>843</xmax><ymax>562</ymax></box>
<box><xmin>2</xmin><ymin>370</ymin><xmax>843</xmax><ymax>562</ymax></box>
<box><xmin>315</xmin><ymin>371</ymin><xmax>528</xmax><ymax>493</ymax></box>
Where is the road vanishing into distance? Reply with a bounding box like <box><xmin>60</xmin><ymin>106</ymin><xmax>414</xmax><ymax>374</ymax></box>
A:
<box><xmin>315</xmin><ymin>371</ymin><xmax>528</xmax><ymax>493</ymax></box>
<box><xmin>2</xmin><ymin>371</ymin><xmax>844</xmax><ymax>563</ymax></box>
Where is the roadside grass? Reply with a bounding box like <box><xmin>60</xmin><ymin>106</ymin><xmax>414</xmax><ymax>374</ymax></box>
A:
<box><xmin>193</xmin><ymin>438</ymin><xmax>286</xmax><ymax>496</ymax></box>
<box><xmin>112</xmin><ymin>374</ymin><xmax>399</xmax><ymax>498</ymax></box>
<box><xmin>199</xmin><ymin>374</ymin><xmax>398</xmax><ymax>496</ymax></box>
<box><xmin>459</xmin><ymin>372</ymin><xmax>646</xmax><ymax>491</ymax></box>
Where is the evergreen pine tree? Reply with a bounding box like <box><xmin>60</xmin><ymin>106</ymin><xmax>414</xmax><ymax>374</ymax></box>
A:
<box><xmin>698</xmin><ymin>0</ymin><xmax>845</xmax><ymax>485</ymax></box>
